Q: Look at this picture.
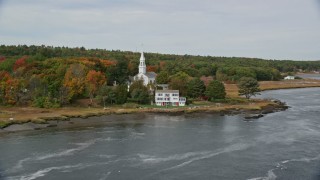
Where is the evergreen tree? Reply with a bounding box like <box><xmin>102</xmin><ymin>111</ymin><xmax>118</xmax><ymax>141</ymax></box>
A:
<box><xmin>156</xmin><ymin>71</ymin><xmax>169</xmax><ymax>84</ymax></box>
<box><xmin>131</xmin><ymin>89</ymin><xmax>149</xmax><ymax>104</ymax></box>
<box><xmin>169</xmin><ymin>71</ymin><xmax>190</xmax><ymax>96</ymax></box>
<box><xmin>114</xmin><ymin>85</ymin><xmax>128</xmax><ymax>104</ymax></box>
<box><xmin>129</xmin><ymin>80</ymin><xmax>150</xmax><ymax>104</ymax></box>
<box><xmin>97</xmin><ymin>86</ymin><xmax>116</xmax><ymax>105</ymax></box>
<box><xmin>187</xmin><ymin>78</ymin><xmax>206</xmax><ymax>98</ymax></box>
<box><xmin>237</xmin><ymin>77</ymin><xmax>261</xmax><ymax>99</ymax></box>
<box><xmin>205</xmin><ymin>80</ymin><xmax>226</xmax><ymax>101</ymax></box>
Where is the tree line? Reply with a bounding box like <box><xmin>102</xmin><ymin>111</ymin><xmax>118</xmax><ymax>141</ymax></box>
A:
<box><xmin>0</xmin><ymin>44</ymin><xmax>318</xmax><ymax>107</ymax></box>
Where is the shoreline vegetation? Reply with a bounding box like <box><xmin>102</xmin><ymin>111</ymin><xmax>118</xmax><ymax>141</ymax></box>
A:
<box><xmin>1</xmin><ymin>79</ymin><xmax>320</xmax><ymax>133</ymax></box>
<box><xmin>1</xmin><ymin>45</ymin><xmax>320</xmax><ymax>133</ymax></box>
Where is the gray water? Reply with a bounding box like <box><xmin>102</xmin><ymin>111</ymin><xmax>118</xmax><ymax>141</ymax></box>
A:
<box><xmin>298</xmin><ymin>74</ymin><xmax>320</xmax><ymax>80</ymax></box>
<box><xmin>1</xmin><ymin>88</ymin><xmax>320</xmax><ymax>180</ymax></box>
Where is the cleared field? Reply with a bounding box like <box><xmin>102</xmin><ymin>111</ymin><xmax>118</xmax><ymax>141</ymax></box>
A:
<box><xmin>225</xmin><ymin>79</ymin><xmax>320</xmax><ymax>98</ymax></box>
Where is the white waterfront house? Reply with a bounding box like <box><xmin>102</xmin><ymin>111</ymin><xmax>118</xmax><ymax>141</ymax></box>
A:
<box><xmin>133</xmin><ymin>52</ymin><xmax>157</xmax><ymax>86</ymax></box>
<box><xmin>284</xmin><ymin>76</ymin><xmax>295</xmax><ymax>80</ymax></box>
<box><xmin>155</xmin><ymin>90</ymin><xmax>186</xmax><ymax>106</ymax></box>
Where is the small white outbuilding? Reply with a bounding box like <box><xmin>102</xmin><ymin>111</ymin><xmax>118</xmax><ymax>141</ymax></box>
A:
<box><xmin>284</xmin><ymin>76</ymin><xmax>295</xmax><ymax>80</ymax></box>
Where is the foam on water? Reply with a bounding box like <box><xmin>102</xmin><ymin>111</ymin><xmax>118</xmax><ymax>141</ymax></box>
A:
<box><xmin>96</xmin><ymin>154</ymin><xmax>116</xmax><ymax>159</ymax></box>
<box><xmin>248</xmin><ymin>154</ymin><xmax>320</xmax><ymax>180</ymax></box>
<box><xmin>144</xmin><ymin>143</ymin><xmax>250</xmax><ymax>178</ymax></box>
<box><xmin>9</xmin><ymin>138</ymin><xmax>104</xmax><ymax>173</ymax></box>
<box><xmin>165</xmin><ymin>143</ymin><xmax>249</xmax><ymax>170</ymax></box>
<box><xmin>36</xmin><ymin>139</ymin><xmax>96</xmax><ymax>160</ymax></box>
<box><xmin>281</xmin><ymin>154</ymin><xmax>320</xmax><ymax>164</ymax></box>
<box><xmin>138</xmin><ymin>151</ymin><xmax>211</xmax><ymax>164</ymax></box>
<box><xmin>247</xmin><ymin>169</ymin><xmax>277</xmax><ymax>180</ymax></box>
<box><xmin>7</xmin><ymin>164</ymin><xmax>84</xmax><ymax>180</ymax></box>
<box><xmin>98</xmin><ymin>172</ymin><xmax>111</xmax><ymax>180</ymax></box>
<box><xmin>129</xmin><ymin>132</ymin><xmax>145</xmax><ymax>139</ymax></box>
<box><xmin>8</xmin><ymin>160</ymin><xmax>121</xmax><ymax>180</ymax></box>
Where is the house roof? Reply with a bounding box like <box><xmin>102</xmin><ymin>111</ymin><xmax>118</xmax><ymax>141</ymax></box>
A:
<box><xmin>156</xmin><ymin>90</ymin><xmax>179</xmax><ymax>93</ymax></box>
<box><xmin>145</xmin><ymin>72</ymin><xmax>157</xmax><ymax>78</ymax></box>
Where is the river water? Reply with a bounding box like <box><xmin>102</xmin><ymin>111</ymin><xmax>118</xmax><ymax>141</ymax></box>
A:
<box><xmin>0</xmin><ymin>88</ymin><xmax>320</xmax><ymax>180</ymax></box>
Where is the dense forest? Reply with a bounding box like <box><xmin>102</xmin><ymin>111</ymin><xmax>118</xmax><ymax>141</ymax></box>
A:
<box><xmin>0</xmin><ymin>45</ymin><xmax>319</xmax><ymax>107</ymax></box>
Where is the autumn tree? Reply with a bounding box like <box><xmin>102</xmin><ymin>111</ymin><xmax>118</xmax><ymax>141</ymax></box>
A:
<box><xmin>147</xmin><ymin>65</ymin><xmax>158</xmax><ymax>72</ymax></box>
<box><xmin>0</xmin><ymin>71</ymin><xmax>11</xmax><ymax>104</ymax></box>
<box><xmin>13</xmin><ymin>56</ymin><xmax>28</xmax><ymax>71</ymax></box>
<box><xmin>63</xmin><ymin>63</ymin><xmax>87</xmax><ymax>101</ymax></box>
<box><xmin>86</xmin><ymin>70</ymin><xmax>106</xmax><ymax>103</ymax></box>
<box><xmin>4</xmin><ymin>78</ymin><xmax>23</xmax><ymax>105</ymax></box>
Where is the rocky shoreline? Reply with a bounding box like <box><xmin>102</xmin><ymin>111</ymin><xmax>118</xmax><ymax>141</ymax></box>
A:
<box><xmin>0</xmin><ymin>100</ymin><xmax>288</xmax><ymax>134</ymax></box>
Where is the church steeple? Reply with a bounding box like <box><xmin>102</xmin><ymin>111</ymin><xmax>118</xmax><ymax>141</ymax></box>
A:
<box><xmin>139</xmin><ymin>51</ymin><xmax>146</xmax><ymax>74</ymax></box>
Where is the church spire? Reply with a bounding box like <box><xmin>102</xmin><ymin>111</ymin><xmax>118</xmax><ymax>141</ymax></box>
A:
<box><xmin>139</xmin><ymin>51</ymin><xmax>146</xmax><ymax>74</ymax></box>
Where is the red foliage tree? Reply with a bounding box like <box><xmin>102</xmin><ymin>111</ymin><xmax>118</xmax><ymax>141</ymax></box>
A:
<box><xmin>13</xmin><ymin>56</ymin><xmax>28</xmax><ymax>71</ymax></box>
<box><xmin>0</xmin><ymin>71</ymin><xmax>11</xmax><ymax>81</ymax></box>
<box><xmin>0</xmin><ymin>56</ymin><xmax>5</xmax><ymax>63</ymax></box>
<box><xmin>147</xmin><ymin>65</ymin><xmax>158</xmax><ymax>72</ymax></box>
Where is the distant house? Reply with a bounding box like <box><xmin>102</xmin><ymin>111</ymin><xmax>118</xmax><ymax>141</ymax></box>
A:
<box><xmin>155</xmin><ymin>90</ymin><xmax>186</xmax><ymax>106</ymax></box>
<box><xmin>284</xmin><ymin>76</ymin><xmax>295</xmax><ymax>80</ymax></box>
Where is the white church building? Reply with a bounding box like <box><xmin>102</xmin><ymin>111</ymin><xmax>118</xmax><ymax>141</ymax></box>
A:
<box><xmin>129</xmin><ymin>51</ymin><xmax>186</xmax><ymax>106</ymax></box>
<box><xmin>133</xmin><ymin>52</ymin><xmax>157</xmax><ymax>85</ymax></box>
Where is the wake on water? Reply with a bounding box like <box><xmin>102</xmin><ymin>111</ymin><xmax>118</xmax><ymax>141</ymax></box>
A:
<box><xmin>248</xmin><ymin>154</ymin><xmax>320</xmax><ymax>180</ymax></box>
<box><xmin>140</xmin><ymin>143</ymin><xmax>250</xmax><ymax>179</ymax></box>
<box><xmin>7</xmin><ymin>137</ymin><xmax>115</xmax><ymax>174</ymax></box>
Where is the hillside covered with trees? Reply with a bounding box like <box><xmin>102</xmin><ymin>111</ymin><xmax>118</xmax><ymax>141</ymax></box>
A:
<box><xmin>0</xmin><ymin>45</ymin><xmax>319</xmax><ymax>107</ymax></box>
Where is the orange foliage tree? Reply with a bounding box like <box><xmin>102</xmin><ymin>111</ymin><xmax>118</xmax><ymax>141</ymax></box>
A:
<box><xmin>63</xmin><ymin>64</ymin><xmax>87</xmax><ymax>101</ymax></box>
<box><xmin>0</xmin><ymin>71</ymin><xmax>12</xmax><ymax>104</ymax></box>
<box><xmin>4</xmin><ymin>78</ymin><xmax>22</xmax><ymax>105</ymax></box>
<box><xmin>159</xmin><ymin>61</ymin><xmax>166</xmax><ymax>70</ymax></box>
<box><xmin>100</xmin><ymin>60</ymin><xmax>116</xmax><ymax>68</ymax></box>
<box><xmin>86</xmin><ymin>70</ymin><xmax>106</xmax><ymax>103</ymax></box>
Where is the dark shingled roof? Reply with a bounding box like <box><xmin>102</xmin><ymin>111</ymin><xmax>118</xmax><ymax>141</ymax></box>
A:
<box><xmin>145</xmin><ymin>72</ymin><xmax>157</xmax><ymax>78</ymax></box>
<box><xmin>156</xmin><ymin>90</ymin><xmax>179</xmax><ymax>93</ymax></box>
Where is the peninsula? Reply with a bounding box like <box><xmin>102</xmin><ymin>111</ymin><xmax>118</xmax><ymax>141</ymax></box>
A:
<box><xmin>1</xmin><ymin>45</ymin><xmax>320</xmax><ymax>131</ymax></box>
